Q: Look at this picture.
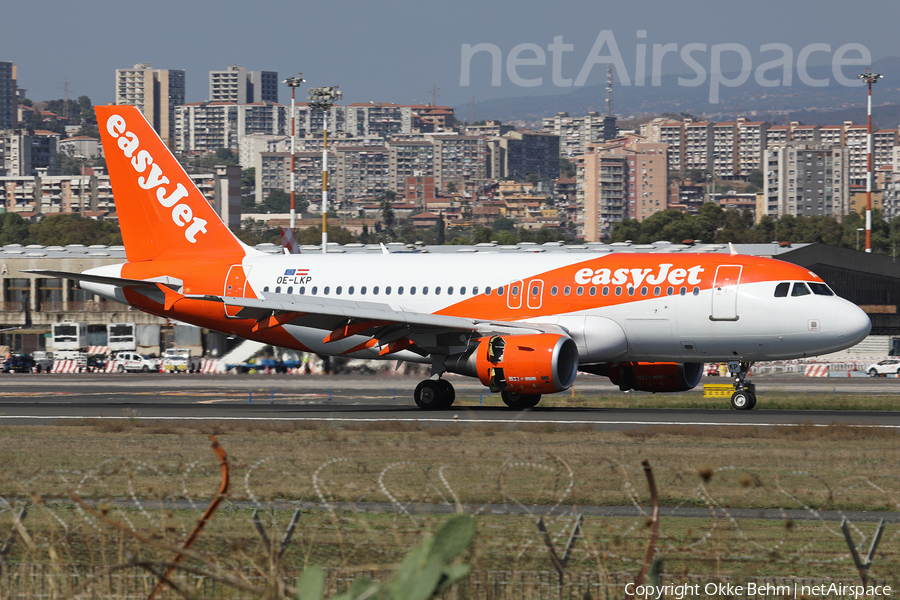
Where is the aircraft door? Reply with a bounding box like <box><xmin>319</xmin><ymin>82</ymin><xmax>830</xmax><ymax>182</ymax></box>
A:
<box><xmin>710</xmin><ymin>265</ymin><xmax>742</xmax><ymax>321</ymax></box>
<box><xmin>526</xmin><ymin>279</ymin><xmax>544</xmax><ymax>309</ymax></box>
<box><xmin>224</xmin><ymin>265</ymin><xmax>252</xmax><ymax>318</ymax></box>
<box><xmin>507</xmin><ymin>280</ymin><xmax>524</xmax><ymax>309</ymax></box>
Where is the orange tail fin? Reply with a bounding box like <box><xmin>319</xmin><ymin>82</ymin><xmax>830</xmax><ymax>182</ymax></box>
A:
<box><xmin>96</xmin><ymin>105</ymin><xmax>246</xmax><ymax>263</ymax></box>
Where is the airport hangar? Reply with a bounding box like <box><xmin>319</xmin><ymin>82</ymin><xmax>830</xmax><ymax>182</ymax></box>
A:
<box><xmin>0</xmin><ymin>240</ymin><xmax>896</xmax><ymax>356</ymax></box>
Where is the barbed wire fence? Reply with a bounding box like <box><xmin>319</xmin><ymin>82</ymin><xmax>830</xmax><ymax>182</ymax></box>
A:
<box><xmin>1</xmin><ymin>436</ymin><xmax>898</xmax><ymax>599</ymax></box>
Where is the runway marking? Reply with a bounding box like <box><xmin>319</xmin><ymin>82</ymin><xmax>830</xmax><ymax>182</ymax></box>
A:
<box><xmin>0</xmin><ymin>415</ymin><xmax>897</xmax><ymax>428</ymax></box>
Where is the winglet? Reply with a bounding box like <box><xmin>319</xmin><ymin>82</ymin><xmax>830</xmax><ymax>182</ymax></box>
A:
<box><xmin>729</xmin><ymin>242</ymin><xmax>738</xmax><ymax>256</ymax></box>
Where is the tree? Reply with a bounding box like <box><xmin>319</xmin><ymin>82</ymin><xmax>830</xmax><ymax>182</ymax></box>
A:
<box><xmin>260</xmin><ymin>190</ymin><xmax>306</xmax><ymax>214</ymax></box>
<box><xmin>434</xmin><ymin>212</ymin><xmax>445</xmax><ymax>245</ymax></box>
<box><xmin>560</xmin><ymin>157</ymin><xmax>576</xmax><ymax>178</ymax></box>
<box><xmin>445</xmin><ymin>181</ymin><xmax>457</xmax><ymax>194</ymax></box>
<box><xmin>0</xmin><ymin>213</ymin><xmax>30</xmax><ymax>245</ymax></box>
<box><xmin>747</xmin><ymin>169</ymin><xmax>764</xmax><ymax>188</ymax></box>
<box><xmin>379</xmin><ymin>197</ymin><xmax>395</xmax><ymax>230</ymax></box>
<box><xmin>491</xmin><ymin>217</ymin><xmax>516</xmax><ymax>232</ymax></box>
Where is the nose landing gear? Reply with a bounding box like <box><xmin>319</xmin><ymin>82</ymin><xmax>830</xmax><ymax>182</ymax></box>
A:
<box><xmin>728</xmin><ymin>361</ymin><xmax>756</xmax><ymax>410</ymax></box>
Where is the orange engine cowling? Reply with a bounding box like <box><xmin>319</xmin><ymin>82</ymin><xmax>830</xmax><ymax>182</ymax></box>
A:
<box><xmin>607</xmin><ymin>361</ymin><xmax>703</xmax><ymax>392</ymax></box>
<box><xmin>469</xmin><ymin>334</ymin><xmax>579</xmax><ymax>394</ymax></box>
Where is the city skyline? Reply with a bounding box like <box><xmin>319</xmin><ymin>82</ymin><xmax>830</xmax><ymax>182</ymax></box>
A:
<box><xmin>2</xmin><ymin>0</ymin><xmax>898</xmax><ymax>114</ymax></box>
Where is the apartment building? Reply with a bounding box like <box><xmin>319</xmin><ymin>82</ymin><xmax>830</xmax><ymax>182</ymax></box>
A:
<box><xmin>763</xmin><ymin>142</ymin><xmax>848</xmax><ymax>219</ymax></box>
<box><xmin>818</xmin><ymin>123</ymin><xmax>848</xmax><ymax>151</ymax></box>
<box><xmin>792</xmin><ymin>124</ymin><xmax>820</xmax><ymax>144</ymax></box>
<box><xmin>255</xmin><ymin>151</ymin><xmax>334</xmax><ymax>205</ymax></box>
<box><xmin>464</xmin><ymin>120</ymin><xmax>513</xmax><ymax>137</ymax></box>
<box><xmin>335</xmin><ymin>146</ymin><xmax>390</xmax><ymax>201</ymax></box>
<box><xmin>486</xmin><ymin>130</ymin><xmax>560</xmax><ymax>180</ymax></box>
<box><xmin>658</xmin><ymin>120</ymin><xmax>685</xmax><ymax>174</ymax></box>
<box><xmin>175</xmin><ymin>101</ymin><xmax>288</xmax><ymax>154</ymax></box>
<box><xmin>115</xmin><ymin>63</ymin><xmax>185</xmax><ymax>146</ymax></box>
<box><xmin>874</xmin><ymin>129</ymin><xmax>899</xmax><ymax>174</ymax></box>
<box><xmin>683</xmin><ymin>121</ymin><xmax>713</xmax><ymax>173</ymax></box>
<box><xmin>541</xmin><ymin>111</ymin><xmax>616</xmax><ymax>157</ymax></box>
<box><xmin>579</xmin><ymin>147</ymin><xmax>625</xmax><ymax>241</ymax></box>
<box><xmin>209</xmin><ymin>66</ymin><xmax>278</xmax><ymax>103</ymax></box>
<box><xmin>387</xmin><ymin>140</ymin><xmax>434</xmax><ymax>192</ymax></box>
<box><xmin>0</xmin><ymin>61</ymin><xmax>16</xmax><ymax>130</ymax></box>
<box><xmin>0</xmin><ymin>130</ymin><xmax>59</xmax><ymax>177</ymax></box>
<box><xmin>766</xmin><ymin>125</ymin><xmax>790</xmax><ymax>147</ymax></box>
<box><xmin>737</xmin><ymin>119</ymin><xmax>768</xmax><ymax>176</ymax></box>
<box><xmin>345</xmin><ymin>103</ymin><xmax>413</xmax><ymax>138</ymax></box>
<box><xmin>431</xmin><ymin>135</ymin><xmax>487</xmax><ymax>192</ymax></box>
<box><xmin>712</xmin><ymin>122</ymin><xmax>738</xmax><ymax>178</ymax></box>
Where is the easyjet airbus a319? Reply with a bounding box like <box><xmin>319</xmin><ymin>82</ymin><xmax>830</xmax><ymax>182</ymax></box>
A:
<box><xmin>28</xmin><ymin>106</ymin><xmax>872</xmax><ymax>410</ymax></box>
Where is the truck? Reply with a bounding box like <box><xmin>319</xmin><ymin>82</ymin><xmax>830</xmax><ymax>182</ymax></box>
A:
<box><xmin>51</xmin><ymin>321</ymin><xmax>87</xmax><ymax>357</ymax></box>
<box><xmin>107</xmin><ymin>322</ymin><xmax>137</xmax><ymax>353</ymax></box>
<box><xmin>162</xmin><ymin>348</ymin><xmax>192</xmax><ymax>373</ymax></box>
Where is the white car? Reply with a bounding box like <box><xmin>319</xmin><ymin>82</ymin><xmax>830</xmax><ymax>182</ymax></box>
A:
<box><xmin>866</xmin><ymin>358</ymin><xmax>900</xmax><ymax>377</ymax></box>
<box><xmin>113</xmin><ymin>352</ymin><xmax>160</xmax><ymax>373</ymax></box>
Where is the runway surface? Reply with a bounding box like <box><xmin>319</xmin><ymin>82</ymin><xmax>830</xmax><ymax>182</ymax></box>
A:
<box><xmin>0</xmin><ymin>372</ymin><xmax>898</xmax><ymax>429</ymax></box>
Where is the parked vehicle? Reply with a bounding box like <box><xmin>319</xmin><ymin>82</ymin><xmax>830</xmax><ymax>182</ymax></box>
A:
<box><xmin>111</xmin><ymin>352</ymin><xmax>160</xmax><ymax>373</ymax></box>
<box><xmin>31</xmin><ymin>351</ymin><xmax>54</xmax><ymax>373</ymax></box>
<box><xmin>107</xmin><ymin>322</ymin><xmax>136</xmax><ymax>352</ymax></box>
<box><xmin>162</xmin><ymin>348</ymin><xmax>191</xmax><ymax>373</ymax></box>
<box><xmin>3</xmin><ymin>354</ymin><xmax>35</xmax><ymax>373</ymax></box>
<box><xmin>866</xmin><ymin>358</ymin><xmax>900</xmax><ymax>377</ymax></box>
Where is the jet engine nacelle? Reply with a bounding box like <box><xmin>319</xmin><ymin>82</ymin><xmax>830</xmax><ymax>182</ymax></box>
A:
<box><xmin>445</xmin><ymin>333</ymin><xmax>579</xmax><ymax>394</ymax></box>
<box><xmin>607</xmin><ymin>361</ymin><xmax>703</xmax><ymax>393</ymax></box>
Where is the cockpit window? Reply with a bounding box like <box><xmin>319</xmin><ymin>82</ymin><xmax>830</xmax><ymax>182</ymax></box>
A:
<box><xmin>791</xmin><ymin>282</ymin><xmax>811</xmax><ymax>297</ymax></box>
<box><xmin>808</xmin><ymin>282</ymin><xmax>834</xmax><ymax>296</ymax></box>
<box><xmin>774</xmin><ymin>282</ymin><xmax>789</xmax><ymax>297</ymax></box>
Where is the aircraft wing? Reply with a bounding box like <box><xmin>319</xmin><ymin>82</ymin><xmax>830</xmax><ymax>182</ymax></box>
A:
<box><xmin>200</xmin><ymin>292</ymin><xmax>568</xmax><ymax>356</ymax></box>
<box><xmin>21</xmin><ymin>269</ymin><xmax>183</xmax><ymax>291</ymax></box>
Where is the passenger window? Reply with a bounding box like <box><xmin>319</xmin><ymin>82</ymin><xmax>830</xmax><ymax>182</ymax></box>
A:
<box><xmin>287</xmin><ymin>286</ymin><xmax>293</xmax><ymax>294</ymax></box>
<box><xmin>774</xmin><ymin>282</ymin><xmax>790</xmax><ymax>297</ymax></box>
<box><xmin>435</xmin><ymin>287</ymin><xmax>441</xmax><ymax>295</ymax></box>
<box><xmin>399</xmin><ymin>286</ymin><xmax>405</xmax><ymax>295</ymax></box>
<box><xmin>472</xmin><ymin>286</ymin><xmax>478</xmax><ymax>295</ymax></box>
<box><xmin>484</xmin><ymin>286</ymin><xmax>491</xmax><ymax>295</ymax></box>
<box><xmin>627</xmin><ymin>287</ymin><xmax>635</xmax><ymax>296</ymax></box>
<box><xmin>409</xmin><ymin>286</ymin><xmax>416</xmax><ymax>295</ymax></box>
<box><xmin>615</xmin><ymin>287</ymin><xmax>622</xmax><ymax>296</ymax></box>
<box><xmin>263</xmin><ymin>286</ymin><xmax>270</xmax><ymax>292</ymax></box>
<box><xmin>640</xmin><ymin>286</ymin><xmax>648</xmax><ymax>296</ymax></box>
<box><xmin>275</xmin><ymin>286</ymin><xmax>281</xmax><ymax>293</ymax></box>
<box><xmin>602</xmin><ymin>286</ymin><xmax>609</xmax><ymax>296</ymax></box>
<box><xmin>299</xmin><ymin>286</ymin><xmax>305</xmax><ymax>295</ymax></box>
<box><xmin>589</xmin><ymin>286</ymin><xmax>596</xmax><ymax>296</ymax></box>
<box><xmin>348</xmin><ymin>286</ymin><xmax>354</xmax><ymax>295</ymax></box>
<box><xmin>576</xmin><ymin>286</ymin><xmax>584</xmax><ymax>296</ymax></box>
<box><xmin>448</xmin><ymin>286</ymin><xmax>453</xmax><ymax>295</ymax></box>
<box><xmin>460</xmin><ymin>286</ymin><xmax>466</xmax><ymax>295</ymax></box>
<box><xmin>323</xmin><ymin>286</ymin><xmax>330</xmax><ymax>294</ymax></box>
<box><xmin>360</xmin><ymin>286</ymin><xmax>366</xmax><ymax>295</ymax></box>
<box><xmin>564</xmin><ymin>286</ymin><xmax>571</xmax><ymax>296</ymax></box>
<box><xmin>692</xmin><ymin>287</ymin><xmax>699</xmax><ymax>296</ymax></box>
<box><xmin>385</xmin><ymin>286</ymin><xmax>391</xmax><ymax>295</ymax></box>
<box><xmin>373</xmin><ymin>286</ymin><xmax>379</xmax><ymax>295</ymax></box>
<box><xmin>654</xmin><ymin>286</ymin><xmax>661</xmax><ymax>296</ymax></box>
<box><xmin>666</xmin><ymin>286</ymin><xmax>673</xmax><ymax>296</ymax></box>
<box><xmin>336</xmin><ymin>286</ymin><xmax>342</xmax><ymax>295</ymax></box>
<box><xmin>311</xmin><ymin>286</ymin><xmax>318</xmax><ymax>295</ymax></box>
<box><xmin>511</xmin><ymin>285</ymin><xmax>519</xmax><ymax>295</ymax></box>
<box><xmin>551</xmin><ymin>286</ymin><xmax>558</xmax><ymax>296</ymax></box>
<box><xmin>809</xmin><ymin>282</ymin><xmax>834</xmax><ymax>296</ymax></box>
<box><xmin>679</xmin><ymin>287</ymin><xmax>686</xmax><ymax>295</ymax></box>
<box><xmin>791</xmin><ymin>282</ymin><xmax>811</xmax><ymax>297</ymax></box>
<box><xmin>497</xmin><ymin>286</ymin><xmax>504</xmax><ymax>295</ymax></box>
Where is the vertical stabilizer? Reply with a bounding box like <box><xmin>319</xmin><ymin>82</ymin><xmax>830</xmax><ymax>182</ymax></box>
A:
<box><xmin>96</xmin><ymin>105</ymin><xmax>245</xmax><ymax>262</ymax></box>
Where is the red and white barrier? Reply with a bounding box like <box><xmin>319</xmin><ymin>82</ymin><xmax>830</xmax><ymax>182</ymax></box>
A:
<box><xmin>87</xmin><ymin>346</ymin><xmax>109</xmax><ymax>355</ymax></box>
<box><xmin>804</xmin><ymin>364</ymin><xmax>829</xmax><ymax>377</ymax></box>
<box><xmin>51</xmin><ymin>360</ymin><xmax>83</xmax><ymax>373</ymax></box>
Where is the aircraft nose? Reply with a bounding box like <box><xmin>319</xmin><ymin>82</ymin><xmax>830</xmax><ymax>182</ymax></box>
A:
<box><xmin>835</xmin><ymin>303</ymin><xmax>871</xmax><ymax>346</ymax></box>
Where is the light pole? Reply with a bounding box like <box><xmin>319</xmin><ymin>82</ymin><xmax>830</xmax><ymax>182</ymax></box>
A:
<box><xmin>308</xmin><ymin>85</ymin><xmax>342</xmax><ymax>254</ymax></box>
<box><xmin>282</xmin><ymin>75</ymin><xmax>305</xmax><ymax>230</ymax></box>
<box><xmin>76</xmin><ymin>155</ymin><xmax>86</xmax><ymax>215</ymax></box>
<box><xmin>857</xmin><ymin>227</ymin><xmax>865</xmax><ymax>251</ymax></box>
<box><xmin>858</xmin><ymin>68</ymin><xmax>883</xmax><ymax>254</ymax></box>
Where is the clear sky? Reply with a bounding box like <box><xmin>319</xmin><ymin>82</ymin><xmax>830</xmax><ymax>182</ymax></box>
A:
<box><xmin>3</xmin><ymin>0</ymin><xmax>897</xmax><ymax>110</ymax></box>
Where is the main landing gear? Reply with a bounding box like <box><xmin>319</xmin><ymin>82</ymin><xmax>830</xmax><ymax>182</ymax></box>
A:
<box><xmin>728</xmin><ymin>360</ymin><xmax>756</xmax><ymax>410</ymax></box>
<box><xmin>414</xmin><ymin>378</ymin><xmax>455</xmax><ymax>410</ymax></box>
<box><xmin>500</xmin><ymin>391</ymin><xmax>542</xmax><ymax>409</ymax></box>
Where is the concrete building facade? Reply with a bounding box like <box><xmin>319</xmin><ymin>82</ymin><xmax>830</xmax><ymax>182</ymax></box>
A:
<box><xmin>0</xmin><ymin>61</ymin><xmax>16</xmax><ymax>131</ymax></box>
<box><xmin>209</xmin><ymin>65</ymin><xmax>278</xmax><ymax>104</ymax></box>
<box><xmin>115</xmin><ymin>63</ymin><xmax>185</xmax><ymax>146</ymax></box>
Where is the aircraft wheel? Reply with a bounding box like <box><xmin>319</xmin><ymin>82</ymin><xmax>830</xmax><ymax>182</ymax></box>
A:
<box><xmin>414</xmin><ymin>380</ymin><xmax>445</xmax><ymax>410</ymax></box>
<box><xmin>437</xmin><ymin>379</ymin><xmax>455</xmax><ymax>408</ymax></box>
<box><xmin>501</xmin><ymin>390</ymin><xmax>541</xmax><ymax>409</ymax></box>
<box><xmin>731</xmin><ymin>390</ymin><xmax>755</xmax><ymax>410</ymax></box>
